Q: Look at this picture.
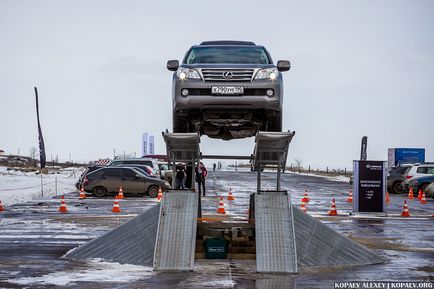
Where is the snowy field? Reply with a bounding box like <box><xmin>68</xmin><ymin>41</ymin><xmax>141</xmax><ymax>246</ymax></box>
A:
<box><xmin>0</xmin><ymin>166</ymin><xmax>82</xmax><ymax>206</ymax></box>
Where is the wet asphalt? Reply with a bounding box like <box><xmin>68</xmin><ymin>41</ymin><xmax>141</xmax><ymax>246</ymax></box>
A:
<box><xmin>0</xmin><ymin>170</ymin><xmax>433</xmax><ymax>288</ymax></box>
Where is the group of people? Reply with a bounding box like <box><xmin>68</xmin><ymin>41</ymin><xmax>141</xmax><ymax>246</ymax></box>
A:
<box><xmin>175</xmin><ymin>161</ymin><xmax>208</xmax><ymax>196</ymax></box>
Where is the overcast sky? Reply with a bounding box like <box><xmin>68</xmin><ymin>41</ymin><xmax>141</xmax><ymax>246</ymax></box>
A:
<box><xmin>1</xmin><ymin>0</ymin><xmax>433</xmax><ymax>169</ymax></box>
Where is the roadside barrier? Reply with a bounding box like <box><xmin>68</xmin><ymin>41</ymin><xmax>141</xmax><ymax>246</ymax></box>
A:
<box><xmin>401</xmin><ymin>200</ymin><xmax>411</xmax><ymax>217</ymax></box>
<box><xmin>227</xmin><ymin>188</ymin><xmax>235</xmax><ymax>201</ymax></box>
<box><xmin>58</xmin><ymin>195</ymin><xmax>68</xmax><ymax>213</ymax></box>
<box><xmin>385</xmin><ymin>191</ymin><xmax>390</xmax><ymax>205</ymax></box>
<box><xmin>347</xmin><ymin>190</ymin><xmax>353</xmax><ymax>203</ymax></box>
<box><xmin>78</xmin><ymin>186</ymin><xmax>86</xmax><ymax>199</ymax></box>
<box><xmin>328</xmin><ymin>198</ymin><xmax>338</xmax><ymax>216</ymax></box>
<box><xmin>112</xmin><ymin>197</ymin><xmax>121</xmax><ymax>213</ymax></box>
<box><xmin>300</xmin><ymin>199</ymin><xmax>307</xmax><ymax>213</ymax></box>
<box><xmin>420</xmin><ymin>191</ymin><xmax>427</xmax><ymax>204</ymax></box>
<box><xmin>216</xmin><ymin>196</ymin><xmax>226</xmax><ymax>214</ymax></box>
<box><xmin>117</xmin><ymin>186</ymin><xmax>124</xmax><ymax>199</ymax></box>
<box><xmin>301</xmin><ymin>189</ymin><xmax>310</xmax><ymax>203</ymax></box>
<box><xmin>408</xmin><ymin>187</ymin><xmax>414</xmax><ymax>199</ymax></box>
<box><xmin>0</xmin><ymin>200</ymin><xmax>4</xmax><ymax>212</ymax></box>
<box><xmin>157</xmin><ymin>187</ymin><xmax>163</xmax><ymax>202</ymax></box>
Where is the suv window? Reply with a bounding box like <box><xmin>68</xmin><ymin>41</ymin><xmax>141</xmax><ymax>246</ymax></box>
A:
<box><xmin>185</xmin><ymin>46</ymin><xmax>271</xmax><ymax>64</ymax></box>
<box><xmin>427</xmin><ymin>167</ymin><xmax>434</xmax><ymax>174</ymax></box>
<box><xmin>417</xmin><ymin>167</ymin><xmax>428</xmax><ymax>174</ymax></box>
<box><xmin>104</xmin><ymin>168</ymin><xmax>122</xmax><ymax>177</ymax></box>
<box><xmin>122</xmin><ymin>168</ymin><xmax>137</xmax><ymax>178</ymax></box>
<box><xmin>112</xmin><ymin>160</ymin><xmax>153</xmax><ymax>167</ymax></box>
<box><xmin>88</xmin><ymin>169</ymin><xmax>104</xmax><ymax>178</ymax></box>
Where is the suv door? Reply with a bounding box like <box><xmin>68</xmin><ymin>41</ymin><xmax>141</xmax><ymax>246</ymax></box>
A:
<box><xmin>121</xmin><ymin>168</ymin><xmax>146</xmax><ymax>195</ymax></box>
<box><xmin>102</xmin><ymin>168</ymin><xmax>123</xmax><ymax>193</ymax></box>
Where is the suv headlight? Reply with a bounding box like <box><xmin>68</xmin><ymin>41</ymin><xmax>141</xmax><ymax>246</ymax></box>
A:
<box><xmin>255</xmin><ymin>68</ymin><xmax>279</xmax><ymax>80</ymax></box>
<box><xmin>176</xmin><ymin>67</ymin><xmax>201</xmax><ymax>80</ymax></box>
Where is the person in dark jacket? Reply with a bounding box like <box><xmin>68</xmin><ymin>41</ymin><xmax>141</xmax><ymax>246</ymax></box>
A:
<box><xmin>175</xmin><ymin>163</ymin><xmax>186</xmax><ymax>189</ymax></box>
<box><xmin>196</xmin><ymin>162</ymin><xmax>208</xmax><ymax>196</ymax></box>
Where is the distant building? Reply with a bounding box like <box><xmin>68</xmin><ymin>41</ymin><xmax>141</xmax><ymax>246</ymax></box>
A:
<box><xmin>0</xmin><ymin>149</ymin><xmax>4</xmax><ymax>155</ymax></box>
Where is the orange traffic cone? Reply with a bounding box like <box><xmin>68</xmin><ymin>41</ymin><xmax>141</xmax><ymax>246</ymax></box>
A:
<box><xmin>401</xmin><ymin>200</ymin><xmax>411</xmax><ymax>217</ymax></box>
<box><xmin>408</xmin><ymin>187</ymin><xmax>414</xmax><ymax>199</ymax></box>
<box><xmin>300</xmin><ymin>200</ymin><xmax>307</xmax><ymax>213</ymax></box>
<box><xmin>228</xmin><ymin>188</ymin><xmax>235</xmax><ymax>201</ymax></box>
<box><xmin>328</xmin><ymin>198</ymin><xmax>338</xmax><ymax>216</ymax></box>
<box><xmin>79</xmin><ymin>186</ymin><xmax>86</xmax><ymax>199</ymax></box>
<box><xmin>301</xmin><ymin>190</ymin><xmax>310</xmax><ymax>203</ymax></box>
<box><xmin>117</xmin><ymin>186</ymin><xmax>124</xmax><ymax>199</ymax></box>
<box><xmin>417</xmin><ymin>189</ymin><xmax>422</xmax><ymax>201</ymax></box>
<box><xmin>420</xmin><ymin>191</ymin><xmax>427</xmax><ymax>204</ymax></box>
<box><xmin>386</xmin><ymin>191</ymin><xmax>390</xmax><ymax>206</ymax></box>
<box><xmin>347</xmin><ymin>190</ymin><xmax>353</xmax><ymax>203</ymax></box>
<box><xmin>58</xmin><ymin>196</ymin><xmax>68</xmax><ymax>213</ymax></box>
<box><xmin>112</xmin><ymin>197</ymin><xmax>121</xmax><ymax>213</ymax></box>
<box><xmin>217</xmin><ymin>196</ymin><xmax>226</xmax><ymax>214</ymax></box>
<box><xmin>157</xmin><ymin>187</ymin><xmax>163</xmax><ymax>202</ymax></box>
<box><xmin>0</xmin><ymin>200</ymin><xmax>5</xmax><ymax>212</ymax></box>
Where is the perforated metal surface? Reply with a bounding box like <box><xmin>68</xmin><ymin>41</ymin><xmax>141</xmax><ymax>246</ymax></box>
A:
<box><xmin>153</xmin><ymin>191</ymin><xmax>198</xmax><ymax>271</ymax></box>
<box><xmin>66</xmin><ymin>205</ymin><xmax>160</xmax><ymax>266</ymax></box>
<box><xmin>162</xmin><ymin>133</ymin><xmax>201</xmax><ymax>163</ymax></box>
<box><xmin>252</xmin><ymin>131</ymin><xmax>295</xmax><ymax>171</ymax></box>
<box><xmin>255</xmin><ymin>192</ymin><xmax>297</xmax><ymax>273</ymax></box>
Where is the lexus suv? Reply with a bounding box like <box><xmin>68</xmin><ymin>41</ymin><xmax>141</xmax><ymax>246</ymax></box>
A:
<box><xmin>167</xmin><ymin>41</ymin><xmax>290</xmax><ymax>140</ymax></box>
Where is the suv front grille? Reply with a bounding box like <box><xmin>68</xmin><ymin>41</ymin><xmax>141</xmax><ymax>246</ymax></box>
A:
<box><xmin>201</xmin><ymin>69</ymin><xmax>255</xmax><ymax>82</ymax></box>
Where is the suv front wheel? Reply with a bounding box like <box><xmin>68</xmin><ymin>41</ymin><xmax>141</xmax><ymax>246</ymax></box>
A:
<box><xmin>148</xmin><ymin>185</ymin><xmax>159</xmax><ymax>198</ymax></box>
<box><xmin>93</xmin><ymin>186</ymin><xmax>107</xmax><ymax>197</ymax></box>
<box><xmin>173</xmin><ymin>112</ymin><xmax>188</xmax><ymax>133</ymax></box>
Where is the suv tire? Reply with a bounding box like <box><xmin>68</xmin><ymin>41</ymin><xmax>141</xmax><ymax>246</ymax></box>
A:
<box><xmin>148</xmin><ymin>185</ymin><xmax>159</xmax><ymax>198</ymax></box>
<box><xmin>173</xmin><ymin>112</ymin><xmax>188</xmax><ymax>133</ymax></box>
<box><xmin>93</xmin><ymin>186</ymin><xmax>107</xmax><ymax>197</ymax></box>
<box><xmin>268</xmin><ymin>111</ymin><xmax>282</xmax><ymax>132</ymax></box>
<box><xmin>392</xmin><ymin>181</ymin><xmax>403</xmax><ymax>194</ymax></box>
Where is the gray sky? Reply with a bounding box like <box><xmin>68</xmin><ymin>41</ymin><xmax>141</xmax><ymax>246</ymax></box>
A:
<box><xmin>1</xmin><ymin>0</ymin><xmax>433</xmax><ymax>169</ymax></box>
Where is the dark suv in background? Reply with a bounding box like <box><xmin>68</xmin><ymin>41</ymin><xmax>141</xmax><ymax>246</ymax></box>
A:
<box><xmin>167</xmin><ymin>40</ymin><xmax>290</xmax><ymax>140</ymax></box>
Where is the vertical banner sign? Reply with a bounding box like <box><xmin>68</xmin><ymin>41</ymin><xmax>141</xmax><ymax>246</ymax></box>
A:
<box><xmin>34</xmin><ymin>87</ymin><xmax>46</xmax><ymax>168</ymax></box>
<box><xmin>360</xmin><ymin>136</ymin><xmax>367</xmax><ymax>161</ymax></box>
<box><xmin>148</xmin><ymin>135</ymin><xmax>155</xmax><ymax>155</ymax></box>
<box><xmin>353</xmin><ymin>160</ymin><xmax>386</xmax><ymax>213</ymax></box>
<box><xmin>142</xmin><ymin>133</ymin><xmax>149</xmax><ymax>157</ymax></box>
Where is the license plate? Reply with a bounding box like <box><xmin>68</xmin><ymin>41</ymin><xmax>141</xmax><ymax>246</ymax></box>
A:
<box><xmin>211</xmin><ymin>86</ymin><xmax>244</xmax><ymax>95</ymax></box>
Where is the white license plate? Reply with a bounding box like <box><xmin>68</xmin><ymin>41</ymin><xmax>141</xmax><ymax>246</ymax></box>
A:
<box><xmin>211</xmin><ymin>86</ymin><xmax>244</xmax><ymax>95</ymax></box>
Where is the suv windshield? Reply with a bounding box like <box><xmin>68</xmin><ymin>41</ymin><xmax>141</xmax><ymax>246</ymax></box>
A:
<box><xmin>185</xmin><ymin>46</ymin><xmax>271</xmax><ymax>64</ymax></box>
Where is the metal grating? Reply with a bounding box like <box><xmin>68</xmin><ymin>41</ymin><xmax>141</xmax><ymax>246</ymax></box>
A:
<box><xmin>292</xmin><ymin>206</ymin><xmax>385</xmax><ymax>270</ymax></box>
<box><xmin>66</xmin><ymin>205</ymin><xmax>160</xmax><ymax>266</ymax></box>
<box><xmin>255</xmin><ymin>192</ymin><xmax>297</xmax><ymax>273</ymax></box>
<box><xmin>153</xmin><ymin>191</ymin><xmax>198</xmax><ymax>271</ymax></box>
<box><xmin>163</xmin><ymin>133</ymin><xmax>200</xmax><ymax>163</ymax></box>
<box><xmin>201</xmin><ymin>68</ymin><xmax>255</xmax><ymax>82</ymax></box>
<box><xmin>252</xmin><ymin>131</ymin><xmax>295</xmax><ymax>171</ymax></box>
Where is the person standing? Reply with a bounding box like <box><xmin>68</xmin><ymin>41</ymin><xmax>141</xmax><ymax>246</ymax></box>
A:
<box><xmin>213</xmin><ymin>163</ymin><xmax>216</xmax><ymax>171</ymax></box>
<box><xmin>175</xmin><ymin>163</ymin><xmax>186</xmax><ymax>189</ymax></box>
<box><xmin>196</xmin><ymin>162</ymin><xmax>208</xmax><ymax>196</ymax></box>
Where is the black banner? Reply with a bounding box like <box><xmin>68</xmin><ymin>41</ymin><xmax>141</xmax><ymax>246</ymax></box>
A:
<box><xmin>34</xmin><ymin>87</ymin><xmax>46</xmax><ymax>169</ymax></box>
<box><xmin>355</xmin><ymin>161</ymin><xmax>385</xmax><ymax>212</ymax></box>
<box><xmin>360</xmin><ymin>136</ymin><xmax>367</xmax><ymax>161</ymax></box>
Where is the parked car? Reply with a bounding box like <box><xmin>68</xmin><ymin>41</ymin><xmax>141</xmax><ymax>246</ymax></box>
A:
<box><xmin>167</xmin><ymin>40</ymin><xmax>291</xmax><ymax>140</ymax></box>
<box><xmin>402</xmin><ymin>163</ymin><xmax>434</xmax><ymax>190</ymax></box>
<box><xmin>424</xmin><ymin>182</ymin><xmax>434</xmax><ymax>199</ymax></box>
<box><xmin>108</xmin><ymin>158</ymin><xmax>160</xmax><ymax>176</ymax></box>
<box><xmin>75</xmin><ymin>165</ymin><xmax>104</xmax><ymax>190</ymax></box>
<box><xmin>130</xmin><ymin>165</ymin><xmax>158</xmax><ymax>178</ymax></box>
<box><xmin>82</xmin><ymin>167</ymin><xmax>171</xmax><ymax>198</ymax></box>
<box><xmin>158</xmin><ymin>162</ymin><xmax>173</xmax><ymax>183</ymax></box>
<box><xmin>404</xmin><ymin>174</ymin><xmax>434</xmax><ymax>194</ymax></box>
<box><xmin>387</xmin><ymin>165</ymin><xmax>411</xmax><ymax>194</ymax></box>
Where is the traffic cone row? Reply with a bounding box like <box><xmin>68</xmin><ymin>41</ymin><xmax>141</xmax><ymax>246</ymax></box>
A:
<box><xmin>401</xmin><ymin>200</ymin><xmax>411</xmax><ymax>217</ymax></box>
<box><xmin>301</xmin><ymin>190</ymin><xmax>310</xmax><ymax>203</ymax></box>
<box><xmin>228</xmin><ymin>188</ymin><xmax>235</xmax><ymax>201</ymax></box>
<box><xmin>79</xmin><ymin>186</ymin><xmax>86</xmax><ymax>199</ymax></box>
<box><xmin>217</xmin><ymin>196</ymin><xmax>226</xmax><ymax>214</ymax></box>
<box><xmin>385</xmin><ymin>191</ymin><xmax>390</xmax><ymax>206</ymax></box>
<box><xmin>408</xmin><ymin>187</ymin><xmax>414</xmax><ymax>199</ymax></box>
<box><xmin>420</xmin><ymin>191</ymin><xmax>427</xmax><ymax>204</ymax></box>
<box><xmin>117</xmin><ymin>186</ymin><xmax>124</xmax><ymax>199</ymax></box>
<box><xmin>300</xmin><ymin>200</ymin><xmax>307</xmax><ymax>213</ymax></box>
<box><xmin>112</xmin><ymin>196</ymin><xmax>121</xmax><ymax>213</ymax></box>
<box><xmin>347</xmin><ymin>190</ymin><xmax>353</xmax><ymax>203</ymax></box>
<box><xmin>417</xmin><ymin>189</ymin><xmax>422</xmax><ymax>201</ymax></box>
<box><xmin>0</xmin><ymin>200</ymin><xmax>4</xmax><ymax>212</ymax></box>
<box><xmin>157</xmin><ymin>187</ymin><xmax>163</xmax><ymax>202</ymax></box>
<box><xmin>328</xmin><ymin>198</ymin><xmax>338</xmax><ymax>216</ymax></box>
<box><xmin>58</xmin><ymin>195</ymin><xmax>68</xmax><ymax>213</ymax></box>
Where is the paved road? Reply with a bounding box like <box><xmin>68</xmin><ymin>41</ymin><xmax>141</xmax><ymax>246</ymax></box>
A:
<box><xmin>0</xmin><ymin>170</ymin><xmax>433</xmax><ymax>288</ymax></box>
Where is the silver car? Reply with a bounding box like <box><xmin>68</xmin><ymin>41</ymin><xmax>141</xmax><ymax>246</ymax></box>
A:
<box><xmin>167</xmin><ymin>40</ymin><xmax>290</xmax><ymax>140</ymax></box>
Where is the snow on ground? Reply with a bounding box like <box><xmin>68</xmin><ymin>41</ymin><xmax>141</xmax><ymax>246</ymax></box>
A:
<box><xmin>0</xmin><ymin>166</ymin><xmax>83</xmax><ymax>206</ymax></box>
<box><xmin>287</xmin><ymin>171</ymin><xmax>350</xmax><ymax>183</ymax></box>
<box><xmin>7</xmin><ymin>259</ymin><xmax>155</xmax><ymax>286</ymax></box>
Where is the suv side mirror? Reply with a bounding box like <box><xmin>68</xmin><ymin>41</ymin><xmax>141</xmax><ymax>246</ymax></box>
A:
<box><xmin>167</xmin><ymin>60</ymin><xmax>179</xmax><ymax>71</ymax></box>
<box><xmin>277</xmin><ymin>60</ymin><xmax>291</xmax><ymax>72</ymax></box>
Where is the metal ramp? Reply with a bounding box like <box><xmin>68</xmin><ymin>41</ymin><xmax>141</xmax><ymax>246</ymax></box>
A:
<box><xmin>292</xmin><ymin>206</ymin><xmax>385</xmax><ymax>271</ymax></box>
<box><xmin>66</xmin><ymin>204</ymin><xmax>160</xmax><ymax>266</ymax></box>
<box><xmin>255</xmin><ymin>192</ymin><xmax>297</xmax><ymax>273</ymax></box>
<box><xmin>153</xmin><ymin>191</ymin><xmax>199</xmax><ymax>271</ymax></box>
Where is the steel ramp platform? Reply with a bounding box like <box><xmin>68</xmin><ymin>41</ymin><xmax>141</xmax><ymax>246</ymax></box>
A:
<box><xmin>66</xmin><ymin>204</ymin><xmax>160</xmax><ymax>266</ymax></box>
<box><xmin>255</xmin><ymin>192</ymin><xmax>297</xmax><ymax>273</ymax></box>
<box><xmin>153</xmin><ymin>191</ymin><xmax>199</xmax><ymax>271</ymax></box>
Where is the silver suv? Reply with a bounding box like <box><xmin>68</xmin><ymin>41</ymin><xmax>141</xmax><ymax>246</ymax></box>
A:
<box><xmin>167</xmin><ymin>41</ymin><xmax>290</xmax><ymax>140</ymax></box>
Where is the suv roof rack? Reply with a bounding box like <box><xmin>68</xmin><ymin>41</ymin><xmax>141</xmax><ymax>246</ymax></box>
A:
<box><xmin>199</xmin><ymin>40</ymin><xmax>256</xmax><ymax>46</ymax></box>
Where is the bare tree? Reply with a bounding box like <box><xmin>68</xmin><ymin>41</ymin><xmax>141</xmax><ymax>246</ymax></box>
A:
<box><xmin>29</xmin><ymin>146</ymin><xmax>37</xmax><ymax>159</ymax></box>
<box><xmin>294</xmin><ymin>157</ymin><xmax>303</xmax><ymax>173</ymax></box>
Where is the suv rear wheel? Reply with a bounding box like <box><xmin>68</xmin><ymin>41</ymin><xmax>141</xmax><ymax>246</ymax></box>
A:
<box><xmin>173</xmin><ymin>112</ymin><xmax>188</xmax><ymax>133</ymax></box>
<box><xmin>392</xmin><ymin>181</ymin><xmax>403</xmax><ymax>194</ymax></box>
<box><xmin>148</xmin><ymin>185</ymin><xmax>159</xmax><ymax>198</ymax></box>
<box><xmin>268</xmin><ymin>111</ymin><xmax>282</xmax><ymax>132</ymax></box>
<box><xmin>93</xmin><ymin>186</ymin><xmax>107</xmax><ymax>197</ymax></box>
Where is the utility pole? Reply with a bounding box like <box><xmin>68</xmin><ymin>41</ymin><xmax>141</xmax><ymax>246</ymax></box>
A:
<box><xmin>113</xmin><ymin>149</ymin><xmax>116</xmax><ymax>159</ymax></box>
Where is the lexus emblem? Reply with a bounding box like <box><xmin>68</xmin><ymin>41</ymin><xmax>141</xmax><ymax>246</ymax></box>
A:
<box><xmin>223</xmin><ymin>71</ymin><xmax>233</xmax><ymax>79</ymax></box>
